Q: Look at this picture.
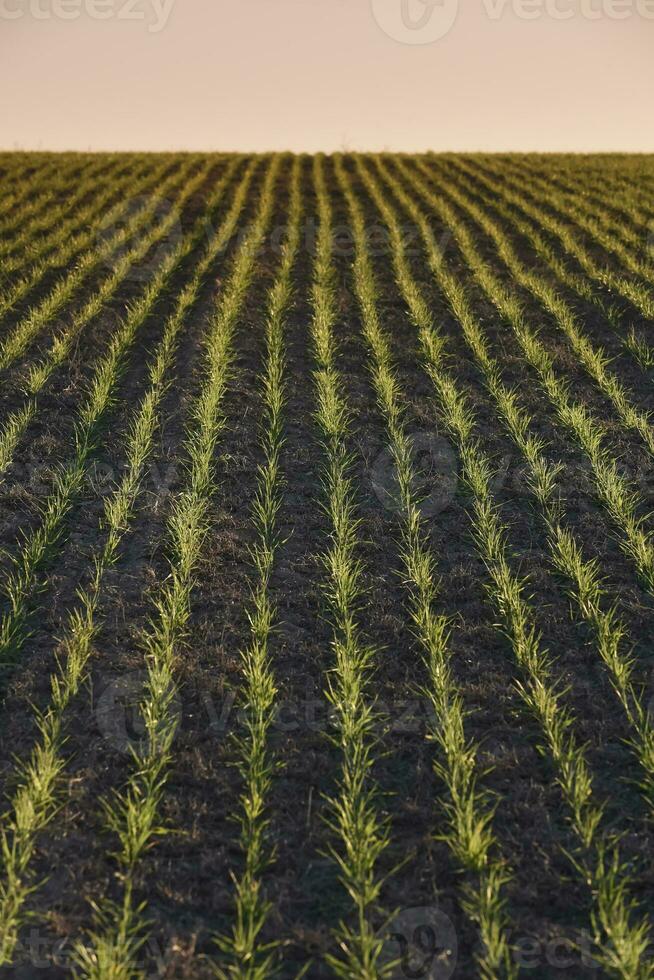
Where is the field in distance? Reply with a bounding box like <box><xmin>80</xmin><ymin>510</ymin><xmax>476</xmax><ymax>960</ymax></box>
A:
<box><xmin>0</xmin><ymin>150</ymin><xmax>653</xmax><ymax>978</ymax></box>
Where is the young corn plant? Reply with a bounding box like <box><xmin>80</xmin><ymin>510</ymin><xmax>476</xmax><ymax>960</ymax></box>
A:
<box><xmin>0</xmin><ymin>154</ymin><xmax>79</xmax><ymax>235</ymax></box>
<box><xmin>423</xmin><ymin>158</ymin><xmax>654</xmax><ymax>456</ymax></box>
<box><xmin>624</xmin><ymin>328</ymin><xmax>654</xmax><ymax>372</ymax></box>
<box><xmin>0</xmin><ymin>156</ymin><xmax>94</xmax><ymax>254</ymax></box>
<box><xmin>460</xmin><ymin>155</ymin><xmax>654</xmax><ymax>320</ymax></box>
<box><xmin>0</xmin><ymin>156</ymin><xmax>193</xmax><ymax>373</ymax></box>
<box><xmin>0</xmin><ymin>158</ymin><xmax>258</xmax><ymax>968</ymax></box>
<box><xmin>0</xmin><ymin>155</ymin><xmax>170</xmax><ymax>334</ymax></box>
<box><xmin>0</xmin><ymin>160</ymin><xmax>52</xmax><ymax>217</ymax></box>
<box><xmin>352</xmin><ymin>154</ymin><xmax>653</xmax><ymax>980</ymax></box>
<box><xmin>500</xmin><ymin>155</ymin><xmax>652</xmax><ymax>238</ymax></box>
<box><xmin>465</xmin><ymin>154</ymin><xmax>646</xmax><ymax>257</ymax></box>
<box><xmin>335</xmin><ymin>155</ymin><xmax>515</xmax><ymax>980</ymax></box>
<box><xmin>307</xmin><ymin>154</ymin><xmax>391</xmax><ymax>980</ymax></box>
<box><xmin>401</xmin><ymin>157</ymin><xmax>654</xmax><ymax>601</ymax></box>
<box><xmin>0</xmin><ymin>157</ymin><xmax>124</xmax><ymax>271</ymax></box>
<box><xmin>489</xmin><ymin>157</ymin><xmax>654</xmax><ymax>290</ymax></box>
<box><xmin>0</xmin><ymin>157</ymin><xmax>222</xmax><ymax>483</ymax></box>
<box><xmin>370</xmin><ymin>155</ymin><xmax>654</xmax><ymax>819</ymax></box>
<box><xmin>0</xmin><ymin>158</ymin><xmax>243</xmax><ymax>697</ymax></box>
<box><xmin>74</xmin><ymin>156</ymin><xmax>282</xmax><ymax>980</ymax></box>
<box><xmin>0</xmin><ymin>156</ymin><xmax>147</xmax><ymax>312</ymax></box>
<box><xmin>213</xmin><ymin>156</ymin><xmax>303</xmax><ymax>980</ymax></box>
<box><xmin>446</xmin><ymin>157</ymin><xmax>654</xmax><ymax>374</ymax></box>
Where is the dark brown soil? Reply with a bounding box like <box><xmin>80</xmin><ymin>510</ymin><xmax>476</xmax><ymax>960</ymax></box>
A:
<box><xmin>0</xmin><ymin>152</ymin><xmax>653</xmax><ymax>980</ymax></box>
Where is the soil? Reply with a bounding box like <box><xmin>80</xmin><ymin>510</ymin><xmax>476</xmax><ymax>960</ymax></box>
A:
<box><xmin>0</xmin><ymin>152</ymin><xmax>653</xmax><ymax>980</ymax></box>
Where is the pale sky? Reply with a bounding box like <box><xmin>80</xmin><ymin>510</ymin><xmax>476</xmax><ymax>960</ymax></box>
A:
<box><xmin>1</xmin><ymin>0</ymin><xmax>653</xmax><ymax>151</ymax></box>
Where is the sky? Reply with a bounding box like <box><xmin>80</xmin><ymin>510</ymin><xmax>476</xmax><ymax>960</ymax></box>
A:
<box><xmin>1</xmin><ymin>0</ymin><xmax>653</xmax><ymax>152</ymax></box>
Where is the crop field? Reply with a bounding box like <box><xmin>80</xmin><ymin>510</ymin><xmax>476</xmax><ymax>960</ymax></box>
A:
<box><xmin>0</xmin><ymin>151</ymin><xmax>654</xmax><ymax>979</ymax></box>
